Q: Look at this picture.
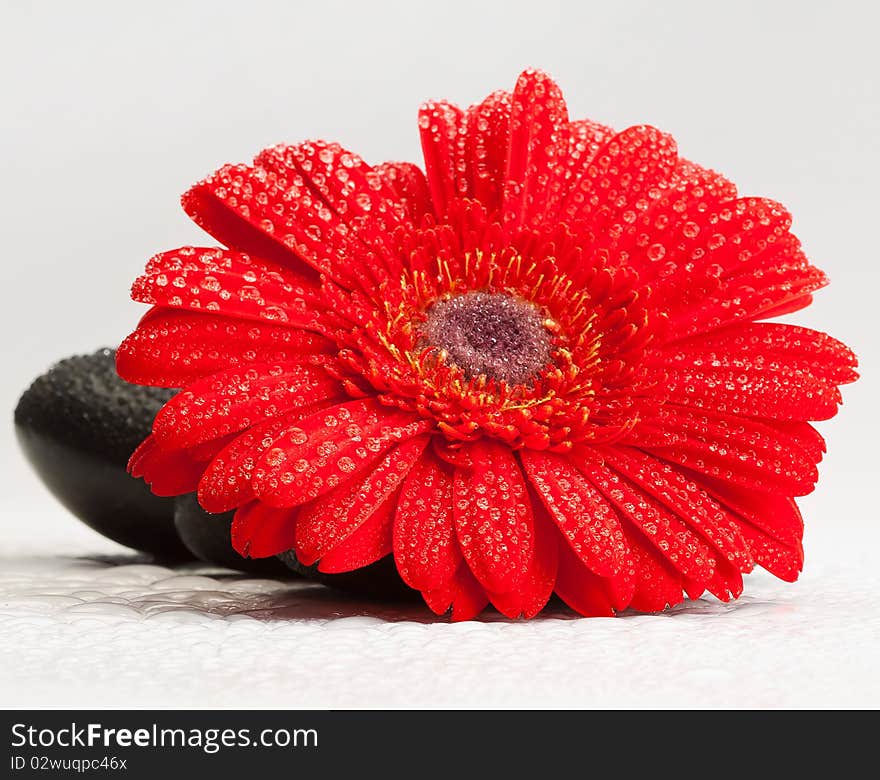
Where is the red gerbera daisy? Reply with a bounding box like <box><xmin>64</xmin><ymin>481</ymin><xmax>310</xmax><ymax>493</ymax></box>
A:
<box><xmin>118</xmin><ymin>69</ymin><xmax>857</xmax><ymax>620</ymax></box>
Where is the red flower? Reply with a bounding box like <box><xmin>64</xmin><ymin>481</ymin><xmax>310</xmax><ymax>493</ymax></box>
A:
<box><xmin>118</xmin><ymin>69</ymin><xmax>857</xmax><ymax>620</ymax></box>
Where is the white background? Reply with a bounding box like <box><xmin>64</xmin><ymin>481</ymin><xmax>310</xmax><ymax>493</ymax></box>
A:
<box><xmin>1</xmin><ymin>1</ymin><xmax>878</xmax><ymax>708</ymax></box>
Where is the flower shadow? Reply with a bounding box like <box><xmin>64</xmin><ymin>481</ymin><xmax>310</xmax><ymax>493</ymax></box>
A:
<box><xmin>51</xmin><ymin>552</ymin><xmax>782</xmax><ymax>625</ymax></box>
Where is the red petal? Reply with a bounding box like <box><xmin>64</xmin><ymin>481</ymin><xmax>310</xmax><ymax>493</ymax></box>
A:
<box><xmin>252</xmin><ymin>399</ymin><xmax>433</xmax><ymax>507</ymax></box>
<box><xmin>735</xmin><ymin>522</ymin><xmax>803</xmax><ymax>582</ymax></box>
<box><xmin>703</xmin><ymin>558</ymin><xmax>745</xmax><ymax>602</ymax></box>
<box><xmin>231</xmin><ymin>501</ymin><xmax>297</xmax><ymax>558</ymax></box>
<box><xmin>488</xmin><ymin>495</ymin><xmax>559</xmax><ymax>619</ymax></box>
<box><xmin>566</xmin><ymin>118</ymin><xmax>614</xmax><ymax>155</ymax></box>
<box><xmin>649</xmin><ymin>323</ymin><xmax>855</xmax><ymax>421</ymax></box>
<box><xmin>560</xmin><ymin>125</ymin><xmax>679</xmax><ymax>240</ymax></box>
<box><xmin>258</xmin><ymin>143</ymin><xmax>407</xmax><ymax>226</ymax></box>
<box><xmin>256</xmin><ymin>143</ymin><xmax>409</xmax><ymax>275</ymax></box>
<box><xmin>130</xmin><ymin>247</ymin><xmax>320</xmax><ymax>329</ymax></box>
<box><xmin>691</xmin><ymin>475</ymin><xmax>804</xmax><ymax>581</ymax></box>
<box><xmin>554</xmin><ymin>539</ymin><xmax>617</xmax><ymax>617</ymax></box>
<box><xmin>393</xmin><ymin>451</ymin><xmax>461</xmax><ymax>592</ymax></box>
<box><xmin>450</xmin><ymin>570</ymin><xmax>490</xmax><ymax>621</ymax></box>
<box><xmin>422</xmin><ymin>565</ymin><xmax>489</xmax><ymax>622</ymax></box>
<box><xmin>520</xmin><ymin>449</ymin><xmax>630</xmax><ymax>577</ymax></box>
<box><xmin>671</xmin><ymin>157</ymin><xmax>738</xmax><ymax>201</ymax></box>
<box><xmin>680</xmin><ymin>561</ymin><xmax>743</xmax><ymax>603</ymax></box>
<box><xmin>129</xmin><ymin>434</ymin><xmax>220</xmax><ymax>497</ymax></box>
<box><xmin>317</xmin><ymin>494</ymin><xmax>398</xmax><ymax>574</ymax></box>
<box><xmin>657</xmin><ymin>363</ymin><xmax>842</xmax><ymax>422</ymax></box>
<box><xmin>452</xmin><ymin>439</ymin><xmax>535</xmax><ymax>595</ymax></box>
<box><xmin>464</xmin><ymin>89</ymin><xmax>511</xmax><ymax>213</ymax></box>
<box><xmin>294</xmin><ymin>435</ymin><xmax>428</xmax><ymax>565</ymax></box>
<box><xmin>151</xmin><ymin>362</ymin><xmax>341</xmax><ymax>450</ymax></box>
<box><xmin>658</xmin><ymin>322</ymin><xmax>857</xmax><ymax>386</ymax></box>
<box><xmin>623</xmin><ymin>526</ymin><xmax>686</xmax><ymax>613</ymax></box>
<box><xmin>541</xmin><ymin>118</ymin><xmax>614</xmax><ymax>226</ymax></box>
<box><xmin>614</xmin><ymin>166</ymin><xmax>732</xmax><ymax>283</ymax></box>
<box><xmin>575</xmin><ymin>450</ymin><xmax>717</xmax><ymax>586</ymax></box>
<box><xmin>182</xmin><ymin>164</ymin><xmax>319</xmax><ymax>277</ymax></box>
<box><xmin>627</xmin><ymin>406</ymin><xmax>820</xmax><ymax>495</ymax></box>
<box><xmin>118</xmin><ymin>309</ymin><xmax>331</xmax><ymax>388</ymax></box>
<box><xmin>692</xmin><ymin>473</ymin><xmax>804</xmax><ymax>547</ymax></box>
<box><xmin>197</xmin><ymin>408</ymin><xmax>328</xmax><ymax>513</ymax></box>
<box><xmin>600</xmin><ymin>447</ymin><xmax>754</xmax><ymax>574</ymax></box>
<box><xmin>184</xmin><ymin>144</ymin><xmax>411</xmax><ymax>289</ymax></box>
<box><xmin>646</xmin><ymin>201</ymin><xmax>828</xmax><ymax>338</ymax></box>
<box><xmin>502</xmin><ymin>69</ymin><xmax>570</xmax><ymax>229</ymax></box>
<box><xmin>418</xmin><ymin>100</ymin><xmax>466</xmax><ymax>217</ymax></box>
<box><xmin>374</xmin><ymin>161</ymin><xmax>432</xmax><ymax>222</ymax></box>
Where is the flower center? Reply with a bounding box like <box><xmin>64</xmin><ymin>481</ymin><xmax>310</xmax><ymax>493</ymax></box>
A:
<box><xmin>420</xmin><ymin>291</ymin><xmax>553</xmax><ymax>386</ymax></box>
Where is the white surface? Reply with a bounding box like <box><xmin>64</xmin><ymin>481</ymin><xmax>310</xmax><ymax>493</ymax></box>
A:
<box><xmin>1</xmin><ymin>515</ymin><xmax>878</xmax><ymax>709</ymax></box>
<box><xmin>2</xmin><ymin>1</ymin><xmax>880</xmax><ymax>709</ymax></box>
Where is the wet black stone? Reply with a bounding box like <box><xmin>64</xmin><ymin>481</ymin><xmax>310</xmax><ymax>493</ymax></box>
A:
<box><xmin>173</xmin><ymin>493</ymin><xmax>292</xmax><ymax>576</ymax></box>
<box><xmin>277</xmin><ymin>550</ymin><xmax>418</xmax><ymax>601</ymax></box>
<box><xmin>14</xmin><ymin>348</ymin><xmax>192</xmax><ymax>560</ymax></box>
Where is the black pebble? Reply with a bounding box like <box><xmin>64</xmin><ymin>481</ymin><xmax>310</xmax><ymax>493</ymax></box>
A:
<box><xmin>174</xmin><ymin>492</ymin><xmax>291</xmax><ymax>576</ymax></box>
<box><xmin>277</xmin><ymin>550</ymin><xmax>418</xmax><ymax>601</ymax></box>
<box><xmin>14</xmin><ymin>348</ymin><xmax>192</xmax><ymax>560</ymax></box>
